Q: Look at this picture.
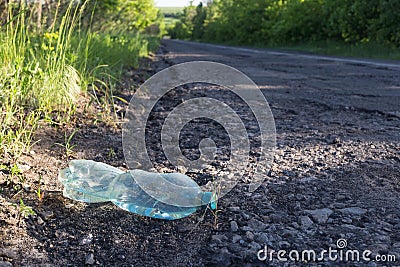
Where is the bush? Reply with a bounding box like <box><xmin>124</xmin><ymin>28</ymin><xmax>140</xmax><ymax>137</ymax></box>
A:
<box><xmin>169</xmin><ymin>0</ymin><xmax>400</xmax><ymax>47</ymax></box>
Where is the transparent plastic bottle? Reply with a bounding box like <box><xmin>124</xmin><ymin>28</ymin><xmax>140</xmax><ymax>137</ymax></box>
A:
<box><xmin>58</xmin><ymin>160</ymin><xmax>216</xmax><ymax>220</ymax></box>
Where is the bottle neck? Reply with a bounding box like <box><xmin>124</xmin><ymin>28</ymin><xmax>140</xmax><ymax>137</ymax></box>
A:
<box><xmin>200</xmin><ymin>192</ymin><xmax>217</xmax><ymax>210</ymax></box>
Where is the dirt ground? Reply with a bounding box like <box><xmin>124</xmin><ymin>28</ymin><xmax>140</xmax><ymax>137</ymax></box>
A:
<box><xmin>0</xmin><ymin>40</ymin><xmax>399</xmax><ymax>266</ymax></box>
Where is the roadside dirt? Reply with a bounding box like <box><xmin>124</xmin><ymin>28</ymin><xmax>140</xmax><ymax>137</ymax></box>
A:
<box><xmin>1</xmin><ymin>40</ymin><xmax>399</xmax><ymax>266</ymax></box>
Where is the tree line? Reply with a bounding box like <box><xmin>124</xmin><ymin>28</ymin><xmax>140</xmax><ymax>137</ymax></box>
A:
<box><xmin>168</xmin><ymin>0</ymin><xmax>400</xmax><ymax>47</ymax></box>
<box><xmin>0</xmin><ymin>0</ymin><xmax>163</xmax><ymax>34</ymax></box>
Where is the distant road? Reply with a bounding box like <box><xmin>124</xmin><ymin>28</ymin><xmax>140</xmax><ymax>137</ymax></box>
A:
<box><xmin>161</xmin><ymin>39</ymin><xmax>400</xmax><ymax>117</ymax></box>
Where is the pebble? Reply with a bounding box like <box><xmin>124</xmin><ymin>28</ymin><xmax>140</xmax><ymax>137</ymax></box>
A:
<box><xmin>85</xmin><ymin>253</ymin><xmax>95</xmax><ymax>265</ymax></box>
<box><xmin>40</xmin><ymin>211</ymin><xmax>54</xmax><ymax>221</ymax></box>
<box><xmin>299</xmin><ymin>216</ymin><xmax>313</xmax><ymax>229</ymax></box>
<box><xmin>306</xmin><ymin>208</ymin><xmax>333</xmax><ymax>224</ymax></box>
<box><xmin>229</xmin><ymin>206</ymin><xmax>240</xmax><ymax>212</ymax></box>
<box><xmin>241</xmin><ymin>226</ymin><xmax>252</xmax><ymax>231</ymax></box>
<box><xmin>212</xmin><ymin>248</ymin><xmax>233</xmax><ymax>267</ymax></box>
<box><xmin>339</xmin><ymin>207</ymin><xmax>367</xmax><ymax>216</ymax></box>
<box><xmin>232</xmin><ymin>235</ymin><xmax>242</xmax><ymax>243</ymax></box>
<box><xmin>278</xmin><ymin>241</ymin><xmax>291</xmax><ymax>249</ymax></box>
<box><xmin>0</xmin><ymin>248</ymin><xmax>17</xmax><ymax>259</ymax></box>
<box><xmin>80</xmin><ymin>234</ymin><xmax>93</xmax><ymax>245</ymax></box>
<box><xmin>254</xmin><ymin>233</ymin><xmax>269</xmax><ymax>244</ymax></box>
<box><xmin>17</xmin><ymin>164</ymin><xmax>30</xmax><ymax>172</ymax></box>
<box><xmin>245</xmin><ymin>231</ymin><xmax>254</xmax><ymax>241</ymax></box>
<box><xmin>247</xmin><ymin>218</ymin><xmax>267</xmax><ymax>232</ymax></box>
<box><xmin>230</xmin><ymin>221</ymin><xmax>238</xmax><ymax>232</ymax></box>
<box><xmin>248</xmin><ymin>241</ymin><xmax>261</xmax><ymax>251</ymax></box>
<box><xmin>0</xmin><ymin>261</ymin><xmax>12</xmax><ymax>267</ymax></box>
<box><xmin>341</xmin><ymin>217</ymin><xmax>352</xmax><ymax>224</ymax></box>
<box><xmin>37</xmin><ymin>217</ymin><xmax>44</xmax><ymax>225</ymax></box>
<box><xmin>228</xmin><ymin>243</ymin><xmax>243</xmax><ymax>254</ymax></box>
<box><xmin>212</xmin><ymin>234</ymin><xmax>228</xmax><ymax>243</ymax></box>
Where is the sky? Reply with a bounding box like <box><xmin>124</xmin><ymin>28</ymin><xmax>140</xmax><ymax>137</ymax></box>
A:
<box><xmin>154</xmin><ymin>0</ymin><xmax>203</xmax><ymax>7</ymax></box>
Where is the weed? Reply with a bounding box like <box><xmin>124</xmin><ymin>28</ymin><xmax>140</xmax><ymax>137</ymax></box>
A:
<box><xmin>36</xmin><ymin>175</ymin><xmax>44</xmax><ymax>203</ymax></box>
<box><xmin>19</xmin><ymin>199</ymin><xmax>36</xmax><ymax>218</ymax></box>
<box><xmin>56</xmin><ymin>130</ymin><xmax>77</xmax><ymax>157</ymax></box>
<box><xmin>108</xmin><ymin>147</ymin><xmax>116</xmax><ymax>158</ymax></box>
<box><xmin>10</xmin><ymin>199</ymin><xmax>36</xmax><ymax>225</ymax></box>
<box><xmin>9</xmin><ymin>163</ymin><xmax>26</xmax><ymax>191</ymax></box>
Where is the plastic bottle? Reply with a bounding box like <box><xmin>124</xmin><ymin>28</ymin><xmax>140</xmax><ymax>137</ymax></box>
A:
<box><xmin>58</xmin><ymin>160</ymin><xmax>216</xmax><ymax>220</ymax></box>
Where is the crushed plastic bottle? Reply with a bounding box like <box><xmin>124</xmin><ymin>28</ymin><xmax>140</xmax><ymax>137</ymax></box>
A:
<box><xmin>58</xmin><ymin>160</ymin><xmax>216</xmax><ymax>220</ymax></box>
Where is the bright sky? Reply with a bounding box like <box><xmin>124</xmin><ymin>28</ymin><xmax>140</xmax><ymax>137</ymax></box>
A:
<box><xmin>154</xmin><ymin>0</ymin><xmax>203</xmax><ymax>7</ymax></box>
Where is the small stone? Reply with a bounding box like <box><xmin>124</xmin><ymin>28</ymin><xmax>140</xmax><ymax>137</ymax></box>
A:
<box><xmin>300</xmin><ymin>176</ymin><xmax>317</xmax><ymax>183</ymax></box>
<box><xmin>245</xmin><ymin>231</ymin><xmax>254</xmax><ymax>241</ymax></box>
<box><xmin>212</xmin><ymin>247</ymin><xmax>233</xmax><ymax>267</ymax></box>
<box><xmin>17</xmin><ymin>164</ymin><xmax>30</xmax><ymax>172</ymax></box>
<box><xmin>0</xmin><ymin>248</ymin><xmax>17</xmax><ymax>259</ymax></box>
<box><xmin>241</xmin><ymin>226</ymin><xmax>252</xmax><ymax>231</ymax></box>
<box><xmin>306</xmin><ymin>208</ymin><xmax>333</xmax><ymax>224</ymax></box>
<box><xmin>232</xmin><ymin>235</ymin><xmax>242</xmax><ymax>243</ymax></box>
<box><xmin>291</xmin><ymin>222</ymin><xmax>300</xmax><ymax>229</ymax></box>
<box><xmin>339</xmin><ymin>207</ymin><xmax>367</xmax><ymax>216</ymax></box>
<box><xmin>254</xmin><ymin>233</ymin><xmax>269</xmax><ymax>244</ymax></box>
<box><xmin>278</xmin><ymin>241</ymin><xmax>290</xmax><ymax>249</ymax></box>
<box><xmin>299</xmin><ymin>216</ymin><xmax>313</xmax><ymax>229</ymax></box>
<box><xmin>0</xmin><ymin>261</ymin><xmax>12</xmax><ymax>267</ymax></box>
<box><xmin>368</xmin><ymin>243</ymin><xmax>389</xmax><ymax>254</ymax></box>
<box><xmin>392</xmin><ymin>242</ymin><xmax>400</xmax><ymax>248</ymax></box>
<box><xmin>230</xmin><ymin>221</ymin><xmax>238</xmax><ymax>232</ymax></box>
<box><xmin>341</xmin><ymin>217</ymin><xmax>352</xmax><ymax>224</ymax></box>
<box><xmin>212</xmin><ymin>234</ymin><xmax>228</xmax><ymax>243</ymax></box>
<box><xmin>40</xmin><ymin>211</ymin><xmax>54</xmax><ymax>221</ymax></box>
<box><xmin>80</xmin><ymin>233</ymin><xmax>93</xmax><ymax>245</ymax></box>
<box><xmin>85</xmin><ymin>253</ymin><xmax>95</xmax><ymax>265</ymax></box>
<box><xmin>229</xmin><ymin>206</ymin><xmax>240</xmax><ymax>212</ymax></box>
<box><xmin>23</xmin><ymin>184</ymin><xmax>31</xmax><ymax>192</ymax></box>
<box><xmin>228</xmin><ymin>243</ymin><xmax>243</xmax><ymax>253</ymax></box>
<box><xmin>342</xmin><ymin>224</ymin><xmax>362</xmax><ymax>230</ymax></box>
<box><xmin>282</xmin><ymin>229</ymin><xmax>298</xmax><ymax>238</ymax></box>
<box><xmin>247</xmin><ymin>218</ymin><xmax>267</xmax><ymax>232</ymax></box>
<box><xmin>241</xmin><ymin>212</ymin><xmax>250</xmax><ymax>220</ymax></box>
<box><xmin>248</xmin><ymin>241</ymin><xmax>261</xmax><ymax>251</ymax></box>
<box><xmin>37</xmin><ymin>217</ymin><xmax>44</xmax><ymax>225</ymax></box>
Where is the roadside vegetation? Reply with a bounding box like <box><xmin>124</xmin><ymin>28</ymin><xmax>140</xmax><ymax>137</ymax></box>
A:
<box><xmin>159</xmin><ymin>6</ymin><xmax>183</xmax><ymax>29</ymax></box>
<box><xmin>168</xmin><ymin>0</ymin><xmax>400</xmax><ymax>60</ymax></box>
<box><xmin>0</xmin><ymin>0</ymin><xmax>163</xmax><ymax>161</ymax></box>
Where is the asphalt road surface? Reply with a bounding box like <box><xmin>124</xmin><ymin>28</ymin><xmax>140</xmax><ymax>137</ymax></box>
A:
<box><xmin>160</xmin><ymin>39</ymin><xmax>400</xmax><ymax>117</ymax></box>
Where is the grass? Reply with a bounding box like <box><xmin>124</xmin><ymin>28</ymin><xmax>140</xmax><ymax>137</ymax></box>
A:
<box><xmin>238</xmin><ymin>40</ymin><xmax>400</xmax><ymax>60</ymax></box>
<box><xmin>255</xmin><ymin>40</ymin><xmax>400</xmax><ymax>61</ymax></box>
<box><xmin>0</xmin><ymin>1</ymin><xmax>159</xmax><ymax>161</ymax></box>
<box><xmin>195</xmin><ymin>37</ymin><xmax>400</xmax><ymax>61</ymax></box>
<box><xmin>158</xmin><ymin>7</ymin><xmax>184</xmax><ymax>15</ymax></box>
<box><xmin>56</xmin><ymin>130</ymin><xmax>77</xmax><ymax>157</ymax></box>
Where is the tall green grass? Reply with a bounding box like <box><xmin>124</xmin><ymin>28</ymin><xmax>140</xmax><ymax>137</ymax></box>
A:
<box><xmin>270</xmin><ymin>40</ymin><xmax>400</xmax><ymax>61</ymax></box>
<box><xmin>1</xmin><ymin>1</ymin><xmax>84</xmax><ymax>158</ymax></box>
<box><xmin>0</xmin><ymin>1</ymin><xmax>159</xmax><ymax>159</ymax></box>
